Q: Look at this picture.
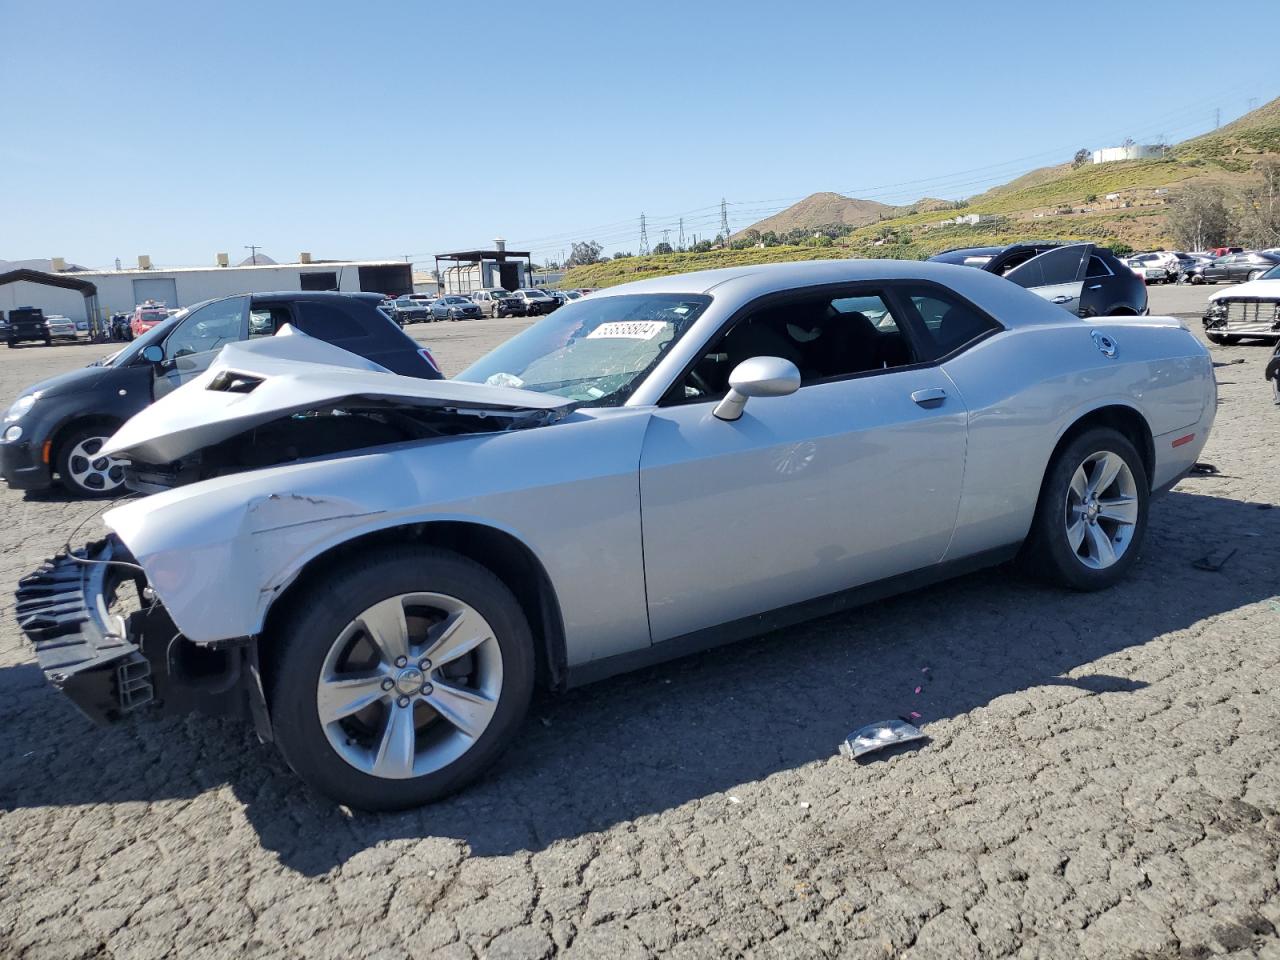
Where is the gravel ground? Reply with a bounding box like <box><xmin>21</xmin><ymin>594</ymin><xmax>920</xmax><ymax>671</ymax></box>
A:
<box><xmin>2</xmin><ymin>284</ymin><xmax>1280</xmax><ymax>959</ymax></box>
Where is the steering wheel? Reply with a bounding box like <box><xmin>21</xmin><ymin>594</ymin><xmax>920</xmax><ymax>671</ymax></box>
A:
<box><xmin>687</xmin><ymin>367</ymin><xmax>715</xmax><ymax>397</ymax></box>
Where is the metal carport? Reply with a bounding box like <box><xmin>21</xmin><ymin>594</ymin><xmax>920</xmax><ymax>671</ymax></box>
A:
<box><xmin>0</xmin><ymin>269</ymin><xmax>102</xmax><ymax>336</ymax></box>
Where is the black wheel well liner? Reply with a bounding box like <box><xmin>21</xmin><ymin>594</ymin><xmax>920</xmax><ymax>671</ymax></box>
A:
<box><xmin>260</xmin><ymin>521</ymin><xmax>568</xmax><ymax>693</ymax></box>
<box><xmin>1051</xmin><ymin>404</ymin><xmax>1155</xmax><ymax>490</ymax></box>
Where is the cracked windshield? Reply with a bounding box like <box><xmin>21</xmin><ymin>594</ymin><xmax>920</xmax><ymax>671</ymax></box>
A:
<box><xmin>456</xmin><ymin>293</ymin><xmax>712</xmax><ymax>404</ymax></box>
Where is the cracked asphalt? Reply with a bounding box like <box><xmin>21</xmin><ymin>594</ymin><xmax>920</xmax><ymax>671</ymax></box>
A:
<box><xmin>2</xmin><ymin>286</ymin><xmax>1280</xmax><ymax>959</ymax></box>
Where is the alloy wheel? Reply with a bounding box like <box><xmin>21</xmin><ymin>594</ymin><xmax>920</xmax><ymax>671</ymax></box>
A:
<box><xmin>316</xmin><ymin>592</ymin><xmax>504</xmax><ymax>779</ymax></box>
<box><xmin>1064</xmin><ymin>451</ymin><xmax>1139</xmax><ymax>570</ymax></box>
<box><xmin>66</xmin><ymin>436</ymin><xmax>126</xmax><ymax>493</ymax></box>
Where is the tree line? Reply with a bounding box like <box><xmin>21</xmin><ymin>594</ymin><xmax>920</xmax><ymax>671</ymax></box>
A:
<box><xmin>1168</xmin><ymin>159</ymin><xmax>1280</xmax><ymax>251</ymax></box>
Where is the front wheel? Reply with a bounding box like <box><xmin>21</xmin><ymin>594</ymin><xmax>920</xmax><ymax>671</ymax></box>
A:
<box><xmin>1021</xmin><ymin>427</ymin><xmax>1149</xmax><ymax>591</ymax></box>
<box><xmin>57</xmin><ymin>426</ymin><xmax>127</xmax><ymax>497</ymax></box>
<box><xmin>269</xmin><ymin>546</ymin><xmax>535</xmax><ymax>810</ymax></box>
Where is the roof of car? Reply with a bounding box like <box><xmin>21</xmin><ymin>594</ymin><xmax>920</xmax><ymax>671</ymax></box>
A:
<box><xmin>250</xmin><ymin>291</ymin><xmax>384</xmax><ymax>302</ymax></box>
<box><xmin>597</xmin><ymin>258</ymin><xmax>1074</xmax><ymax>330</ymax></box>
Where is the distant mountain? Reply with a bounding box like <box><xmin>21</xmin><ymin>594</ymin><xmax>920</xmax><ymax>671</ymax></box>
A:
<box><xmin>737</xmin><ymin>192</ymin><xmax>895</xmax><ymax>237</ymax></box>
<box><xmin>566</xmin><ymin>94</ymin><xmax>1280</xmax><ymax>289</ymax></box>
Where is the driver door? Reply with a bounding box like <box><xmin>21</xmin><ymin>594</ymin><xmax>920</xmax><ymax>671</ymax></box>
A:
<box><xmin>1003</xmin><ymin>244</ymin><xmax>1091</xmax><ymax>316</ymax></box>
<box><xmin>153</xmin><ymin>296</ymin><xmax>249</xmax><ymax>399</ymax></box>
<box><xmin>637</xmin><ymin>285</ymin><xmax>971</xmax><ymax>643</ymax></box>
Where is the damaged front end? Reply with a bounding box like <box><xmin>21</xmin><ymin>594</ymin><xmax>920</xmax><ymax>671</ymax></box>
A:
<box><xmin>102</xmin><ymin>328</ymin><xmax>576</xmax><ymax>493</ymax></box>
<box><xmin>125</xmin><ymin>401</ymin><xmax>557</xmax><ymax>493</ymax></box>
<box><xmin>15</xmin><ymin>537</ymin><xmax>267</xmax><ymax>731</ymax></box>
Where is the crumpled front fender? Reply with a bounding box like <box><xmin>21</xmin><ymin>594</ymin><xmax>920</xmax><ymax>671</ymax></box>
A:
<box><xmin>103</xmin><ymin>454</ymin><xmax>407</xmax><ymax>644</ymax></box>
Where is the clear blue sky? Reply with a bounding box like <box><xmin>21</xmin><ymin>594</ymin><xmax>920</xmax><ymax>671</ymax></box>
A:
<box><xmin>3</xmin><ymin>1</ymin><xmax>1276</xmax><ymax>270</ymax></box>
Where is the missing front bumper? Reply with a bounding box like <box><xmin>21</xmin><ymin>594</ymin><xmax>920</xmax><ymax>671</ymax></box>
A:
<box><xmin>15</xmin><ymin>538</ymin><xmax>152</xmax><ymax>723</ymax></box>
<box><xmin>16</xmin><ymin>537</ymin><xmax>266</xmax><ymax>730</ymax></box>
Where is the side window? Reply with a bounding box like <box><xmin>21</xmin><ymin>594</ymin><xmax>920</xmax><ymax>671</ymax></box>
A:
<box><xmin>163</xmin><ymin>296</ymin><xmax>247</xmax><ymax>360</ymax></box>
<box><xmin>1085</xmin><ymin>256</ymin><xmax>1113</xmax><ymax>278</ymax></box>
<box><xmin>1004</xmin><ymin>246</ymin><xmax>1088</xmax><ymax>288</ymax></box>
<box><xmin>249</xmin><ymin>305</ymin><xmax>291</xmax><ymax>338</ymax></box>
<box><xmin>676</xmin><ymin>290</ymin><xmax>918</xmax><ymax>400</ymax></box>
<box><xmin>900</xmin><ymin>286</ymin><xmax>1000</xmax><ymax>358</ymax></box>
<box><xmin>293</xmin><ymin>301</ymin><xmax>368</xmax><ymax>342</ymax></box>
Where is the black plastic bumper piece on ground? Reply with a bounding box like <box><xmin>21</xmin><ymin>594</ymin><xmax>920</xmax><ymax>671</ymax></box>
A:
<box><xmin>14</xmin><ymin>537</ymin><xmax>152</xmax><ymax>724</ymax></box>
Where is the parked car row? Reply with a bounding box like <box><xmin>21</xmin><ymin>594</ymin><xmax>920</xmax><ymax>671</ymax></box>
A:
<box><xmin>1</xmin><ymin>307</ymin><xmax>81</xmax><ymax>347</ymax></box>
<box><xmin>1123</xmin><ymin>249</ymin><xmax>1280</xmax><ymax>286</ymax></box>
<box><xmin>382</xmin><ymin>287</ymin><xmax>593</xmax><ymax>323</ymax></box>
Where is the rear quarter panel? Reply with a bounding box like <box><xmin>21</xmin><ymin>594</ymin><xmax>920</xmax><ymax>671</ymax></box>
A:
<box><xmin>941</xmin><ymin>318</ymin><xmax>1211</xmax><ymax>558</ymax></box>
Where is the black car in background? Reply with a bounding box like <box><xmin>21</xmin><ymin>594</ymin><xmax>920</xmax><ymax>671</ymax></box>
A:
<box><xmin>7</xmin><ymin>307</ymin><xmax>54</xmax><ymax>347</ymax></box>
<box><xmin>0</xmin><ymin>292</ymin><xmax>442</xmax><ymax>497</ymax></box>
<box><xmin>929</xmin><ymin>242</ymin><xmax>1147</xmax><ymax>317</ymax></box>
<box><xmin>429</xmin><ymin>295</ymin><xmax>484</xmax><ymax>321</ymax></box>
<box><xmin>1201</xmin><ymin>251</ymin><xmax>1280</xmax><ymax>284</ymax></box>
<box><xmin>388</xmin><ymin>296</ymin><xmax>434</xmax><ymax>324</ymax></box>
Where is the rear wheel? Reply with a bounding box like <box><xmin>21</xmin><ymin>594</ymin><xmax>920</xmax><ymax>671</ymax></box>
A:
<box><xmin>269</xmin><ymin>546</ymin><xmax>535</xmax><ymax>810</ymax></box>
<box><xmin>1022</xmin><ymin>427</ymin><xmax>1149</xmax><ymax>591</ymax></box>
<box><xmin>56</xmin><ymin>426</ymin><xmax>127</xmax><ymax>497</ymax></box>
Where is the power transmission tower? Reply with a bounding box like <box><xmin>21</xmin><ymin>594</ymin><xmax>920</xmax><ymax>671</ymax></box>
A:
<box><xmin>719</xmin><ymin>198</ymin><xmax>730</xmax><ymax>243</ymax></box>
<box><xmin>1215</xmin><ymin>108</ymin><xmax>1221</xmax><ymax>129</ymax></box>
<box><xmin>639</xmin><ymin>213</ymin><xmax>650</xmax><ymax>255</ymax></box>
<box><xmin>1248</xmin><ymin>97</ymin><xmax>1259</xmax><ymax>112</ymax></box>
<box><xmin>678</xmin><ymin>218</ymin><xmax>686</xmax><ymax>250</ymax></box>
<box><xmin>660</xmin><ymin>228</ymin><xmax>671</xmax><ymax>248</ymax></box>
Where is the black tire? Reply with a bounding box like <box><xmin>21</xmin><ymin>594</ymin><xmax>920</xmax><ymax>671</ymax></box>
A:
<box><xmin>1208</xmin><ymin>333</ymin><xmax>1240</xmax><ymax>345</ymax></box>
<box><xmin>44</xmin><ymin>337</ymin><xmax>52</xmax><ymax>346</ymax></box>
<box><xmin>269</xmin><ymin>545</ymin><xmax>535</xmax><ymax>810</ymax></box>
<box><xmin>1021</xmin><ymin>427</ymin><xmax>1149</xmax><ymax>591</ymax></box>
<box><xmin>6</xmin><ymin>340</ymin><xmax>14</xmax><ymax>348</ymax></box>
<box><xmin>55</xmin><ymin>424</ymin><xmax>126</xmax><ymax>498</ymax></box>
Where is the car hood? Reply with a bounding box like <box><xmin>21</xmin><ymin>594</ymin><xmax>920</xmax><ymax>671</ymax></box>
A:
<box><xmin>14</xmin><ymin>364</ymin><xmax>109</xmax><ymax>401</ymax></box>
<box><xmin>1208</xmin><ymin>278</ymin><xmax>1280</xmax><ymax>301</ymax></box>
<box><xmin>101</xmin><ymin>325</ymin><xmax>573</xmax><ymax>463</ymax></box>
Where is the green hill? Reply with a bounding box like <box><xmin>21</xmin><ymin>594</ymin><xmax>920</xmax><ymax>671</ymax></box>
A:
<box><xmin>564</xmin><ymin>96</ymin><xmax>1280</xmax><ymax>290</ymax></box>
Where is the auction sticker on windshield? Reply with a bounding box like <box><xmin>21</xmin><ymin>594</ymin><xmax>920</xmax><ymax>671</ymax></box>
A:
<box><xmin>586</xmin><ymin>321</ymin><xmax>671</xmax><ymax>340</ymax></box>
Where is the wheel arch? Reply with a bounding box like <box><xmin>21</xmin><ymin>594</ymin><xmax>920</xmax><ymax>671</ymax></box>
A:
<box><xmin>1049</xmin><ymin>403</ymin><xmax>1155</xmax><ymax>491</ymax></box>
<box><xmin>50</xmin><ymin>413</ymin><xmax>125</xmax><ymax>470</ymax></box>
<box><xmin>260</xmin><ymin>519</ymin><xmax>568</xmax><ymax>694</ymax></box>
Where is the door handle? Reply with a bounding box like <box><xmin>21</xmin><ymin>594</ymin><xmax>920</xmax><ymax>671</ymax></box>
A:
<box><xmin>1051</xmin><ymin>295</ymin><xmax>1073</xmax><ymax>304</ymax></box>
<box><xmin>911</xmin><ymin>387</ymin><xmax>947</xmax><ymax>408</ymax></box>
<box><xmin>1087</xmin><ymin>284</ymin><xmax>1102</xmax><ymax>290</ymax></box>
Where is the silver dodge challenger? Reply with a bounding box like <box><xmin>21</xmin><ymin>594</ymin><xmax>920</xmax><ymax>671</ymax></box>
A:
<box><xmin>16</xmin><ymin>259</ymin><xmax>1216</xmax><ymax>809</ymax></box>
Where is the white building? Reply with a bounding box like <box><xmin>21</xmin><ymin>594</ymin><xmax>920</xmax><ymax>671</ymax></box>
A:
<box><xmin>0</xmin><ymin>256</ymin><xmax>413</xmax><ymax>324</ymax></box>
<box><xmin>1092</xmin><ymin>144</ymin><xmax>1165</xmax><ymax>164</ymax></box>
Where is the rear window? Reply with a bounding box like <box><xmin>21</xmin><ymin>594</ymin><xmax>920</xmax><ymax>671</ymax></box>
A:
<box><xmin>1085</xmin><ymin>256</ymin><xmax>1113</xmax><ymax>278</ymax></box>
<box><xmin>293</xmin><ymin>301</ymin><xmax>369</xmax><ymax>341</ymax></box>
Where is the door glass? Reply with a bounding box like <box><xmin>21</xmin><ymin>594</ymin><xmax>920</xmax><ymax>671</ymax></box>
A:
<box><xmin>1004</xmin><ymin>246</ymin><xmax>1089</xmax><ymax>288</ymax></box>
<box><xmin>163</xmin><ymin>296</ymin><xmax>247</xmax><ymax>360</ymax></box>
<box><xmin>902</xmin><ymin>286</ymin><xmax>1000</xmax><ymax>357</ymax></box>
<box><xmin>679</xmin><ymin>291</ymin><xmax>916</xmax><ymax>399</ymax></box>
<box><xmin>249</xmin><ymin>305</ymin><xmax>291</xmax><ymax>338</ymax></box>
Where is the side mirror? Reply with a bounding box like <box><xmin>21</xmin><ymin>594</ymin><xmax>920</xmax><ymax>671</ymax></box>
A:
<box><xmin>713</xmin><ymin>356</ymin><xmax>801</xmax><ymax>421</ymax></box>
<box><xmin>141</xmin><ymin>345</ymin><xmax>164</xmax><ymax>364</ymax></box>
